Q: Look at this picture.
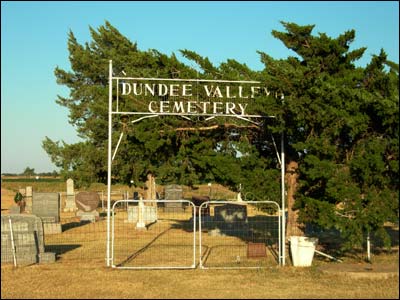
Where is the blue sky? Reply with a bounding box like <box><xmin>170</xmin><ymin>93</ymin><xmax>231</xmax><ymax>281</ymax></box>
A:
<box><xmin>1</xmin><ymin>1</ymin><xmax>399</xmax><ymax>173</ymax></box>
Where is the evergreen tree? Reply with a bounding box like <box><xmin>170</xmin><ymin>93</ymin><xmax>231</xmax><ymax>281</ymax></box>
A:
<box><xmin>22</xmin><ymin>167</ymin><xmax>35</xmax><ymax>177</ymax></box>
<box><xmin>43</xmin><ymin>21</ymin><xmax>398</xmax><ymax>251</ymax></box>
<box><xmin>258</xmin><ymin>22</ymin><xmax>398</xmax><ymax>249</ymax></box>
<box><xmin>43</xmin><ymin>21</ymin><xmax>277</xmax><ymax>192</ymax></box>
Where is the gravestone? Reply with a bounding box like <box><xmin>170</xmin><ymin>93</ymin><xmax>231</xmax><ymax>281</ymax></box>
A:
<box><xmin>18</xmin><ymin>188</ymin><xmax>26</xmax><ymax>196</ymax></box>
<box><xmin>126</xmin><ymin>205</ymin><xmax>157</xmax><ymax>224</ymax></box>
<box><xmin>212</xmin><ymin>203</ymin><xmax>249</xmax><ymax>237</ymax></box>
<box><xmin>191</xmin><ymin>195</ymin><xmax>211</xmax><ymax>227</ymax></box>
<box><xmin>237</xmin><ymin>192</ymin><xmax>243</xmax><ymax>202</ymax></box>
<box><xmin>32</xmin><ymin>192</ymin><xmax>62</xmax><ymax>234</ymax></box>
<box><xmin>145</xmin><ymin>173</ymin><xmax>157</xmax><ymax>207</ymax></box>
<box><xmin>133</xmin><ymin>191</ymin><xmax>140</xmax><ymax>200</ymax></box>
<box><xmin>135</xmin><ymin>199</ymin><xmax>147</xmax><ymax>230</ymax></box>
<box><xmin>247</xmin><ymin>242</ymin><xmax>266</xmax><ymax>258</ymax></box>
<box><xmin>64</xmin><ymin>178</ymin><xmax>77</xmax><ymax>212</ymax></box>
<box><xmin>26</xmin><ymin>186</ymin><xmax>33</xmax><ymax>197</ymax></box>
<box><xmin>24</xmin><ymin>186</ymin><xmax>33</xmax><ymax>213</ymax></box>
<box><xmin>75</xmin><ymin>191</ymin><xmax>100</xmax><ymax>222</ymax></box>
<box><xmin>191</xmin><ymin>195</ymin><xmax>210</xmax><ymax>217</ymax></box>
<box><xmin>164</xmin><ymin>184</ymin><xmax>184</xmax><ymax>212</ymax></box>
<box><xmin>10</xmin><ymin>205</ymin><xmax>21</xmax><ymax>214</ymax></box>
<box><xmin>1</xmin><ymin>214</ymin><xmax>56</xmax><ymax>265</ymax></box>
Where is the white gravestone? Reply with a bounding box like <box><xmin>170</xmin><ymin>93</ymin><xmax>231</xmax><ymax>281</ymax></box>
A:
<box><xmin>136</xmin><ymin>199</ymin><xmax>147</xmax><ymax>230</ymax></box>
<box><xmin>25</xmin><ymin>186</ymin><xmax>33</xmax><ymax>213</ymax></box>
<box><xmin>64</xmin><ymin>178</ymin><xmax>77</xmax><ymax>212</ymax></box>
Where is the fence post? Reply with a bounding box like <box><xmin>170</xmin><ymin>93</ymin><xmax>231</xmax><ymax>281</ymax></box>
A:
<box><xmin>8</xmin><ymin>217</ymin><xmax>17</xmax><ymax>267</ymax></box>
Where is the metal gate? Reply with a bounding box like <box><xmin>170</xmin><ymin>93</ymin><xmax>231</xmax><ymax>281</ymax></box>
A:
<box><xmin>198</xmin><ymin>201</ymin><xmax>281</xmax><ymax>269</ymax></box>
<box><xmin>106</xmin><ymin>60</ymin><xmax>286</xmax><ymax>266</ymax></box>
<box><xmin>111</xmin><ymin>199</ymin><xmax>196</xmax><ymax>269</ymax></box>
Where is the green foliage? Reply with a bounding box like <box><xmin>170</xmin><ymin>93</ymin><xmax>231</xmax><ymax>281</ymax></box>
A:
<box><xmin>14</xmin><ymin>192</ymin><xmax>23</xmax><ymax>204</ymax></box>
<box><xmin>44</xmin><ymin>21</ymin><xmax>398</xmax><ymax>250</ymax></box>
<box><xmin>22</xmin><ymin>167</ymin><xmax>35</xmax><ymax>177</ymax></box>
<box><xmin>266</xmin><ymin>21</ymin><xmax>399</xmax><ymax>250</ymax></box>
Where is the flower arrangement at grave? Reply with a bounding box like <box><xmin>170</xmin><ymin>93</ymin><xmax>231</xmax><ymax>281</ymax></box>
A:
<box><xmin>14</xmin><ymin>191</ymin><xmax>26</xmax><ymax>211</ymax></box>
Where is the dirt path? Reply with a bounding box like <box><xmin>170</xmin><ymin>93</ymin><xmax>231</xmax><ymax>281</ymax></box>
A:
<box><xmin>318</xmin><ymin>261</ymin><xmax>399</xmax><ymax>279</ymax></box>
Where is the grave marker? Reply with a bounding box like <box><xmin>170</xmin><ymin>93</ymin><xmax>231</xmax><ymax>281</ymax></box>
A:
<box><xmin>126</xmin><ymin>205</ymin><xmax>157</xmax><ymax>224</ymax></box>
<box><xmin>25</xmin><ymin>186</ymin><xmax>33</xmax><ymax>213</ymax></box>
<box><xmin>247</xmin><ymin>242</ymin><xmax>266</xmax><ymax>258</ymax></box>
<box><xmin>75</xmin><ymin>191</ymin><xmax>100</xmax><ymax>222</ymax></box>
<box><xmin>213</xmin><ymin>203</ymin><xmax>249</xmax><ymax>237</ymax></box>
<box><xmin>64</xmin><ymin>178</ymin><xmax>77</xmax><ymax>212</ymax></box>
<box><xmin>1</xmin><ymin>215</ymin><xmax>56</xmax><ymax>265</ymax></box>
<box><xmin>164</xmin><ymin>184</ymin><xmax>184</xmax><ymax>212</ymax></box>
<box><xmin>32</xmin><ymin>192</ymin><xmax>62</xmax><ymax>234</ymax></box>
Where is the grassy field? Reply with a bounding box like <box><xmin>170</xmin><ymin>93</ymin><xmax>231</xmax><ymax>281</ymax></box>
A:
<box><xmin>1</xmin><ymin>182</ymin><xmax>399</xmax><ymax>299</ymax></box>
<box><xmin>1</xmin><ymin>260</ymin><xmax>398</xmax><ymax>299</ymax></box>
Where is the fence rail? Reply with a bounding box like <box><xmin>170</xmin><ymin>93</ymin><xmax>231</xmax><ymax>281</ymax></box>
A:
<box><xmin>199</xmin><ymin>201</ymin><xmax>281</xmax><ymax>269</ymax></box>
<box><xmin>3</xmin><ymin>199</ymin><xmax>282</xmax><ymax>268</ymax></box>
<box><xmin>111</xmin><ymin>200</ymin><xmax>196</xmax><ymax>269</ymax></box>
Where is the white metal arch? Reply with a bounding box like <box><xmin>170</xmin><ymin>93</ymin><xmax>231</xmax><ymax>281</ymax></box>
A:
<box><xmin>106</xmin><ymin>60</ymin><xmax>286</xmax><ymax>266</ymax></box>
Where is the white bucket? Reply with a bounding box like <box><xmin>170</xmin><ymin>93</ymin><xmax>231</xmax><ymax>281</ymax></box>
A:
<box><xmin>290</xmin><ymin>236</ymin><xmax>318</xmax><ymax>267</ymax></box>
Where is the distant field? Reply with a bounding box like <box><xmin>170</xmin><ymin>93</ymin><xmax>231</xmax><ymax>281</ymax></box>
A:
<box><xmin>1</xmin><ymin>179</ymin><xmax>236</xmax><ymax>200</ymax></box>
<box><xmin>1</xmin><ymin>178</ymin><xmax>62</xmax><ymax>183</ymax></box>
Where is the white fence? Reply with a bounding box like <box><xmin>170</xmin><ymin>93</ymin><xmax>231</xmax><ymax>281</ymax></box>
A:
<box><xmin>111</xmin><ymin>200</ymin><xmax>197</xmax><ymax>269</ymax></box>
<box><xmin>111</xmin><ymin>199</ymin><xmax>281</xmax><ymax>269</ymax></box>
<box><xmin>199</xmin><ymin>201</ymin><xmax>281</xmax><ymax>269</ymax></box>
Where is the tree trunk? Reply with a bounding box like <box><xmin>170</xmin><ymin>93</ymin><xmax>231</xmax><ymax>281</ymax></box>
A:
<box><xmin>286</xmin><ymin>161</ymin><xmax>304</xmax><ymax>237</ymax></box>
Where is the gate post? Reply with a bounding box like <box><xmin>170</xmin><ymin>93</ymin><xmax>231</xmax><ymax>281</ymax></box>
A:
<box><xmin>106</xmin><ymin>60</ymin><xmax>113</xmax><ymax>267</ymax></box>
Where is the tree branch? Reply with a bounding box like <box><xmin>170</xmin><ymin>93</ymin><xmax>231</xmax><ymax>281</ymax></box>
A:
<box><xmin>160</xmin><ymin>123</ymin><xmax>260</xmax><ymax>132</ymax></box>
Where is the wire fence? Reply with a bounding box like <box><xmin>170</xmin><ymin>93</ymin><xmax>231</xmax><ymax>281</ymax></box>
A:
<box><xmin>199</xmin><ymin>201</ymin><xmax>281</xmax><ymax>269</ymax></box>
<box><xmin>3</xmin><ymin>195</ymin><xmax>396</xmax><ymax>268</ymax></box>
<box><xmin>111</xmin><ymin>200</ymin><xmax>196</xmax><ymax>269</ymax></box>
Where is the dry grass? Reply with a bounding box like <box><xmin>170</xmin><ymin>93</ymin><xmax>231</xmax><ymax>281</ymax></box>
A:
<box><xmin>1</xmin><ymin>184</ymin><xmax>399</xmax><ymax>299</ymax></box>
<box><xmin>2</xmin><ymin>212</ymin><xmax>399</xmax><ymax>299</ymax></box>
<box><xmin>1</xmin><ymin>261</ymin><xmax>398</xmax><ymax>299</ymax></box>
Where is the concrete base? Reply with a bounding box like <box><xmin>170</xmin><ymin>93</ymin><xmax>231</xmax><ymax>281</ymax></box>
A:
<box><xmin>39</xmin><ymin>252</ymin><xmax>56</xmax><ymax>264</ymax></box>
<box><xmin>136</xmin><ymin>221</ymin><xmax>147</xmax><ymax>230</ymax></box>
<box><xmin>76</xmin><ymin>210</ymin><xmax>99</xmax><ymax>222</ymax></box>
<box><xmin>9</xmin><ymin>206</ymin><xmax>21</xmax><ymax>214</ymax></box>
<box><xmin>43</xmin><ymin>223</ymin><xmax>62</xmax><ymax>234</ymax></box>
<box><xmin>64</xmin><ymin>195</ymin><xmax>77</xmax><ymax>212</ymax></box>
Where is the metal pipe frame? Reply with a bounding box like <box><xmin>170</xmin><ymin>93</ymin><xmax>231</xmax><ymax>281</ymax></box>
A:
<box><xmin>111</xmin><ymin>199</ymin><xmax>196</xmax><ymax>269</ymax></box>
<box><xmin>198</xmin><ymin>200</ymin><xmax>281</xmax><ymax>269</ymax></box>
<box><xmin>106</xmin><ymin>60</ymin><xmax>286</xmax><ymax>267</ymax></box>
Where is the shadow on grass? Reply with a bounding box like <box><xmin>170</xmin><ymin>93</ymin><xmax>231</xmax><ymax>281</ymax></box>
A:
<box><xmin>45</xmin><ymin>244</ymin><xmax>82</xmax><ymax>259</ymax></box>
<box><xmin>171</xmin><ymin>204</ymin><xmax>281</xmax><ymax>265</ymax></box>
<box><xmin>61</xmin><ymin>221</ymin><xmax>92</xmax><ymax>232</ymax></box>
<box><xmin>116</xmin><ymin>228</ymin><xmax>172</xmax><ymax>267</ymax></box>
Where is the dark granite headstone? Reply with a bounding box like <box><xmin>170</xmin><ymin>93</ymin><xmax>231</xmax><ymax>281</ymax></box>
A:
<box><xmin>32</xmin><ymin>192</ymin><xmax>60</xmax><ymax>223</ymax></box>
<box><xmin>191</xmin><ymin>195</ymin><xmax>210</xmax><ymax>217</ymax></box>
<box><xmin>213</xmin><ymin>203</ymin><xmax>249</xmax><ymax>236</ymax></box>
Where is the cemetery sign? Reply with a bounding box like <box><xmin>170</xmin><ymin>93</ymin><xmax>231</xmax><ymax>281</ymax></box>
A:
<box><xmin>118</xmin><ymin>80</ymin><xmax>284</xmax><ymax>117</ymax></box>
